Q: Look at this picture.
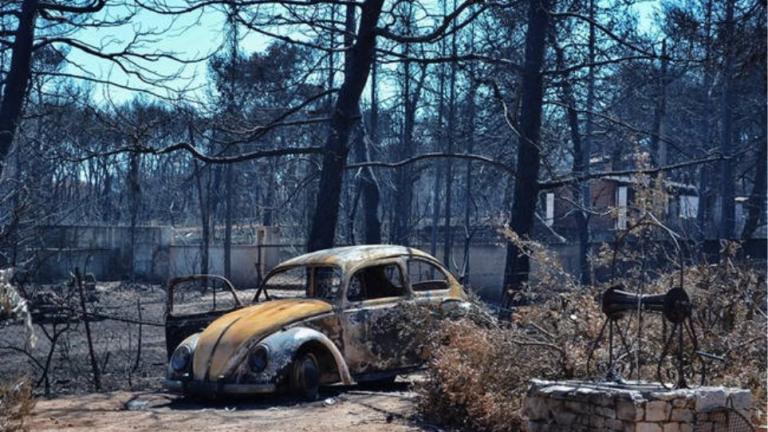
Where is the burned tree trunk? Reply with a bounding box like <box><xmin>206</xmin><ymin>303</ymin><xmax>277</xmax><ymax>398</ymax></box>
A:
<box><xmin>430</xmin><ymin>13</ymin><xmax>448</xmax><ymax>259</ymax></box>
<box><xmin>718</xmin><ymin>0</ymin><xmax>736</xmax><ymax>240</ymax></box>
<box><xmin>554</xmin><ymin>38</ymin><xmax>591</xmax><ymax>286</ymax></box>
<box><xmin>741</xmin><ymin>137</ymin><xmax>767</xmax><ymax>240</ymax></box>
<box><xmin>223</xmin><ymin>164</ymin><xmax>233</xmax><ymax>278</ymax></box>
<box><xmin>354</xmin><ymin>53</ymin><xmax>383</xmax><ymax>244</ymax></box>
<box><xmin>189</xmin><ymin>124</ymin><xmax>211</xmax><ymax>276</ymax></box>
<box><xmin>195</xmin><ymin>164</ymin><xmax>211</xmax><ymax>276</ymax></box>
<box><xmin>392</xmin><ymin>23</ymin><xmax>414</xmax><ymax>246</ymax></box>
<box><xmin>0</xmin><ymin>0</ymin><xmax>38</xmax><ymax>178</ymax></box>
<box><xmin>697</xmin><ymin>0</ymin><xmax>715</xmax><ymax>236</ymax></box>
<box><xmin>501</xmin><ymin>0</ymin><xmax>550</xmax><ymax>311</ymax></box>
<box><xmin>650</xmin><ymin>40</ymin><xmax>669</xmax><ymax>168</ymax></box>
<box><xmin>442</xmin><ymin>17</ymin><xmax>458</xmax><ymax>266</ymax></box>
<box><xmin>128</xmin><ymin>152</ymin><xmax>141</xmax><ymax>280</ymax></box>
<box><xmin>461</xmin><ymin>76</ymin><xmax>477</xmax><ymax>283</ymax></box>
<box><xmin>307</xmin><ymin>0</ymin><xmax>384</xmax><ymax>252</ymax></box>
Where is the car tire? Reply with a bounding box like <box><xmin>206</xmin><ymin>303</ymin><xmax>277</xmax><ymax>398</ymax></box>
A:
<box><xmin>290</xmin><ymin>352</ymin><xmax>320</xmax><ymax>401</ymax></box>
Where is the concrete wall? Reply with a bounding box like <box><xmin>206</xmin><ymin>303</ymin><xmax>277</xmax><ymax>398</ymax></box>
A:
<box><xmin>168</xmin><ymin>244</ymin><xmax>282</xmax><ymax>288</ymax></box>
<box><xmin>31</xmin><ymin>225</ymin><xmax>281</xmax><ymax>286</ymax></box>
<box><xmin>423</xmin><ymin>243</ymin><xmax>583</xmax><ymax>303</ymax></box>
<box><xmin>33</xmin><ymin>225</ymin><xmax>172</xmax><ymax>282</ymax></box>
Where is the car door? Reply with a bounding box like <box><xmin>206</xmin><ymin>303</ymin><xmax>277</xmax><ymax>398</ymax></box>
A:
<box><xmin>164</xmin><ymin>275</ymin><xmax>242</xmax><ymax>359</ymax></box>
<box><xmin>341</xmin><ymin>260</ymin><xmax>412</xmax><ymax>376</ymax></box>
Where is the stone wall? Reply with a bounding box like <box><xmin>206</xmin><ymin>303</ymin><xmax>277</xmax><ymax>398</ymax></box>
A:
<box><xmin>525</xmin><ymin>379</ymin><xmax>753</xmax><ymax>432</ymax></box>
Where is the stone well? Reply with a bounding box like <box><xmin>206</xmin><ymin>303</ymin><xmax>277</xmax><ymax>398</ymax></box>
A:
<box><xmin>524</xmin><ymin>379</ymin><xmax>753</xmax><ymax>432</ymax></box>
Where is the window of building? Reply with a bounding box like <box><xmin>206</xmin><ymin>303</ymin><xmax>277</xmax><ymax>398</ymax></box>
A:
<box><xmin>616</xmin><ymin>186</ymin><xmax>628</xmax><ymax>230</ymax></box>
<box><xmin>544</xmin><ymin>192</ymin><xmax>555</xmax><ymax>227</ymax></box>
<box><xmin>679</xmin><ymin>195</ymin><xmax>699</xmax><ymax>219</ymax></box>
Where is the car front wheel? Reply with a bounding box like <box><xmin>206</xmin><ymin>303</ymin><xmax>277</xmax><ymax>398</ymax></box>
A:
<box><xmin>290</xmin><ymin>352</ymin><xmax>320</xmax><ymax>400</ymax></box>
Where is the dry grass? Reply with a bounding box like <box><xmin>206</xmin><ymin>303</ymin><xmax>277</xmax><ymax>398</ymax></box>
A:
<box><xmin>0</xmin><ymin>378</ymin><xmax>35</xmax><ymax>432</ymax></box>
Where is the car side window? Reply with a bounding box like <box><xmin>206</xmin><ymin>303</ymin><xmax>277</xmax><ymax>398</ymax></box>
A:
<box><xmin>314</xmin><ymin>267</ymin><xmax>341</xmax><ymax>301</ymax></box>
<box><xmin>347</xmin><ymin>263</ymin><xmax>405</xmax><ymax>302</ymax></box>
<box><xmin>407</xmin><ymin>259</ymin><xmax>450</xmax><ymax>292</ymax></box>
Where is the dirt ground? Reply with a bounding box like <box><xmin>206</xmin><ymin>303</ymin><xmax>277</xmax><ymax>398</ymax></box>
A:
<box><xmin>29</xmin><ymin>384</ymin><xmax>425</xmax><ymax>432</ymax></box>
<box><xmin>3</xmin><ymin>282</ymin><xmax>431</xmax><ymax>431</ymax></box>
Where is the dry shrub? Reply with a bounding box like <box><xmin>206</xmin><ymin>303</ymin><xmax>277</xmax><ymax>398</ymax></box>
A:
<box><xmin>414</xmin><ymin>291</ymin><xmax>603</xmax><ymax>432</ymax></box>
<box><xmin>0</xmin><ymin>268</ymin><xmax>35</xmax><ymax>348</ymax></box>
<box><xmin>0</xmin><ymin>378</ymin><xmax>35</xmax><ymax>432</ymax></box>
<box><xmin>415</xmin><ymin>237</ymin><xmax>766</xmax><ymax>430</ymax></box>
<box><xmin>417</xmin><ymin>320</ymin><xmax>526</xmax><ymax>432</ymax></box>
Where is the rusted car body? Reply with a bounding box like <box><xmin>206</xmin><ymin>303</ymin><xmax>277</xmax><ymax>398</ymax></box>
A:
<box><xmin>164</xmin><ymin>245</ymin><xmax>468</xmax><ymax>399</ymax></box>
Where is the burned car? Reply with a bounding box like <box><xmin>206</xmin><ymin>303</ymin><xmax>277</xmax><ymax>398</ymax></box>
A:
<box><xmin>164</xmin><ymin>245</ymin><xmax>468</xmax><ymax>399</ymax></box>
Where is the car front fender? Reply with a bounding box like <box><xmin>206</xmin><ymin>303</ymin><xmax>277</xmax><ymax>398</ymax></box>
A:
<box><xmin>227</xmin><ymin>326</ymin><xmax>355</xmax><ymax>386</ymax></box>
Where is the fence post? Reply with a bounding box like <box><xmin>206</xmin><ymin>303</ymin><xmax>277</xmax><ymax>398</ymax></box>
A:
<box><xmin>75</xmin><ymin>267</ymin><xmax>101</xmax><ymax>391</ymax></box>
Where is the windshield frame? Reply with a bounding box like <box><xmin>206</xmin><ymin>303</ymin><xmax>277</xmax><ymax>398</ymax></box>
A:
<box><xmin>253</xmin><ymin>264</ymin><xmax>343</xmax><ymax>303</ymax></box>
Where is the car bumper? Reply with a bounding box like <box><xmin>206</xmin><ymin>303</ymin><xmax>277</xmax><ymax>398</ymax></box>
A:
<box><xmin>164</xmin><ymin>379</ymin><xmax>277</xmax><ymax>396</ymax></box>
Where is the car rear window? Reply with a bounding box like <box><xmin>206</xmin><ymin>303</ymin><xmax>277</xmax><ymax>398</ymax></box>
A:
<box><xmin>407</xmin><ymin>259</ymin><xmax>450</xmax><ymax>292</ymax></box>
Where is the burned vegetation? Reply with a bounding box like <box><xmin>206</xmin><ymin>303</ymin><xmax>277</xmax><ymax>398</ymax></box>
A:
<box><xmin>0</xmin><ymin>0</ymin><xmax>766</xmax><ymax>431</ymax></box>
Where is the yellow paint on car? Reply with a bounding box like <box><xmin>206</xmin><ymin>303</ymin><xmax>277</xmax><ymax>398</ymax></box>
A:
<box><xmin>192</xmin><ymin>299</ymin><xmax>333</xmax><ymax>381</ymax></box>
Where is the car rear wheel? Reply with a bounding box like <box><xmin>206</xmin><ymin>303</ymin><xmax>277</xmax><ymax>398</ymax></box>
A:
<box><xmin>290</xmin><ymin>352</ymin><xmax>320</xmax><ymax>401</ymax></box>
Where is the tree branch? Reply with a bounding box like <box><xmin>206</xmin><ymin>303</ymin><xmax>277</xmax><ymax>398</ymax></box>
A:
<box><xmin>346</xmin><ymin>152</ymin><xmax>516</xmax><ymax>175</ymax></box>
<box><xmin>375</xmin><ymin>0</ymin><xmax>488</xmax><ymax>43</ymax></box>
<box><xmin>38</xmin><ymin>0</ymin><xmax>106</xmax><ymax>14</ymax></box>
<box><xmin>539</xmin><ymin>154</ymin><xmax>725</xmax><ymax>190</ymax></box>
<box><xmin>73</xmin><ymin>142</ymin><xmax>325</xmax><ymax>164</ymax></box>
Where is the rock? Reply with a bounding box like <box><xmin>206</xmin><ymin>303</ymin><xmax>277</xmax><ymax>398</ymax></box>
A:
<box><xmin>589</xmin><ymin>415</ymin><xmax>605</xmax><ymax>429</ymax></box>
<box><xmin>645</xmin><ymin>401</ymin><xmax>671</xmax><ymax>421</ymax></box>
<box><xmin>727</xmin><ymin>390</ymin><xmax>752</xmax><ymax>410</ymax></box>
<box><xmin>670</xmin><ymin>408</ymin><xmax>693</xmax><ymax>422</ymax></box>
<box><xmin>695</xmin><ymin>389</ymin><xmax>726</xmax><ymax>412</ymax></box>
<box><xmin>564</xmin><ymin>400</ymin><xmax>590</xmax><ymax>414</ymax></box>
<box><xmin>616</xmin><ymin>400</ymin><xmax>643</xmax><ymax>421</ymax></box>
<box><xmin>553</xmin><ymin>410</ymin><xmax>577</xmax><ymax>425</ymax></box>
<box><xmin>636</xmin><ymin>422</ymin><xmax>663</xmax><ymax>432</ymax></box>
<box><xmin>594</xmin><ymin>405</ymin><xmax>616</xmax><ymax>418</ymax></box>
<box><xmin>605</xmin><ymin>418</ymin><xmax>626</xmax><ymax>431</ymax></box>
<box><xmin>662</xmin><ymin>423</ymin><xmax>680</xmax><ymax>432</ymax></box>
<box><xmin>124</xmin><ymin>399</ymin><xmax>149</xmax><ymax>411</ymax></box>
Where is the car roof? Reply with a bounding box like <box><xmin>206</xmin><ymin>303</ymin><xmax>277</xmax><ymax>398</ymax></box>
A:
<box><xmin>274</xmin><ymin>244</ymin><xmax>439</xmax><ymax>273</ymax></box>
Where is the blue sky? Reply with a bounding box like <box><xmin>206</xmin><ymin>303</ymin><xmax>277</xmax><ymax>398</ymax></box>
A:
<box><xmin>65</xmin><ymin>1</ymin><xmax>661</xmax><ymax>105</ymax></box>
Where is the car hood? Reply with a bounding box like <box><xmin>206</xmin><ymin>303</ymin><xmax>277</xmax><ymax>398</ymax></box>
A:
<box><xmin>192</xmin><ymin>298</ymin><xmax>333</xmax><ymax>381</ymax></box>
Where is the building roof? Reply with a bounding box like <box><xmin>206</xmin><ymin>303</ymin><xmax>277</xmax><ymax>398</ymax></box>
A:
<box><xmin>274</xmin><ymin>244</ymin><xmax>437</xmax><ymax>273</ymax></box>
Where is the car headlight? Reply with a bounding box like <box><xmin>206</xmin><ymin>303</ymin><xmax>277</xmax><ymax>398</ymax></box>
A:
<box><xmin>248</xmin><ymin>345</ymin><xmax>269</xmax><ymax>373</ymax></box>
<box><xmin>171</xmin><ymin>345</ymin><xmax>192</xmax><ymax>372</ymax></box>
